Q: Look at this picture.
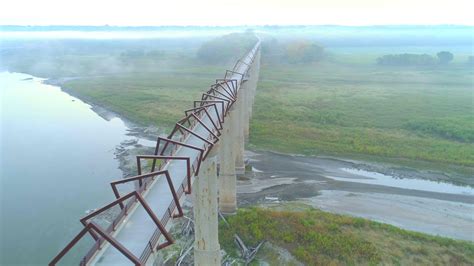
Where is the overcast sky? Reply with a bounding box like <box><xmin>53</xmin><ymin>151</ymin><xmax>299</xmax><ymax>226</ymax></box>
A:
<box><xmin>1</xmin><ymin>0</ymin><xmax>472</xmax><ymax>26</ymax></box>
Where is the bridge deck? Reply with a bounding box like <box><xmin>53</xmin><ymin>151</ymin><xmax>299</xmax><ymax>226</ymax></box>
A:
<box><xmin>86</xmin><ymin>44</ymin><xmax>259</xmax><ymax>265</ymax></box>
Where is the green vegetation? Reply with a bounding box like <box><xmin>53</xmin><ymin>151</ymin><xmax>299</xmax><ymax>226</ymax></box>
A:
<box><xmin>250</xmin><ymin>54</ymin><xmax>474</xmax><ymax>170</ymax></box>
<box><xmin>64</xmin><ymin>71</ymin><xmax>221</xmax><ymax>127</ymax></box>
<box><xmin>468</xmin><ymin>56</ymin><xmax>474</xmax><ymax>65</ymax></box>
<box><xmin>404</xmin><ymin>116</ymin><xmax>474</xmax><ymax>143</ymax></box>
<box><xmin>219</xmin><ymin>206</ymin><xmax>474</xmax><ymax>265</ymax></box>
<box><xmin>377</xmin><ymin>53</ymin><xmax>436</xmax><ymax>66</ymax></box>
<box><xmin>437</xmin><ymin>51</ymin><xmax>454</xmax><ymax>64</ymax></box>
<box><xmin>377</xmin><ymin>51</ymin><xmax>456</xmax><ymax>66</ymax></box>
<box><xmin>262</xmin><ymin>38</ymin><xmax>325</xmax><ymax>64</ymax></box>
<box><xmin>197</xmin><ymin>32</ymin><xmax>258</xmax><ymax>63</ymax></box>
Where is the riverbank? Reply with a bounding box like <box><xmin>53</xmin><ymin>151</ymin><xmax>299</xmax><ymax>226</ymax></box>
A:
<box><xmin>49</xmin><ymin>74</ymin><xmax>474</xmax><ymax>187</ymax></box>
<box><xmin>219</xmin><ymin>205</ymin><xmax>474</xmax><ymax>265</ymax></box>
<box><xmin>45</xmin><ymin>76</ymin><xmax>164</xmax><ymax>140</ymax></box>
<box><xmin>238</xmin><ymin>150</ymin><xmax>473</xmax><ymax>241</ymax></box>
<box><xmin>44</xmin><ymin>75</ymin><xmax>474</xmax><ymax>242</ymax></box>
<box><xmin>44</xmin><ymin>76</ymin><xmax>163</xmax><ymax>178</ymax></box>
<box><xmin>160</xmin><ymin>202</ymin><xmax>474</xmax><ymax>265</ymax></box>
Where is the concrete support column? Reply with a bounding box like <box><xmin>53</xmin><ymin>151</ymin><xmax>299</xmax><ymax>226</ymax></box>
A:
<box><xmin>235</xmin><ymin>87</ymin><xmax>245</xmax><ymax>176</ymax></box>
<box><xmin>249</xmin><ymin>50</ymin><xmax>261</xmax><ymax>119</ymax></box>
<box><xmin>194</xmin><ymin>148</ymin><xmax>221</xmax><ymax>266</ymax></box>
<box><xmin>218</xmin><ymin>109</ymin><xmax>237</xmax><ymax>214</ymax></box>
<box><xmin>242</xmin><ymin>78</ymin><xmax>250</xmax><ymax>142</ymax></box>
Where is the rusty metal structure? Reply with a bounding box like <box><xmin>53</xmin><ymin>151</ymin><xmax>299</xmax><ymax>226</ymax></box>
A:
<box><xmin>49</xmin><ymin>42</ymin><xmax>260</xmax><ymax>265</ymax></box>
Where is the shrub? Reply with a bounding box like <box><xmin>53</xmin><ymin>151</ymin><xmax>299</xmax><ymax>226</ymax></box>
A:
<box><xmin>376</xmin><ymin>53</ymin><xmax>436</xmax><ymax>66</ymax></box>
<box><xmin>284</xmin><ymin>40</ymin><xmax>325</xmax><ymax>63</ymax></box>
<box><xmin>437</xmin><ymin>51</ymin><xmax>454</xmax><ymax>64</ymax></box>
<box><xmin>197</xmin><ymin>31</ymin><xmax>257</xmax><ymax>63</ymax></box>
<box><xmin>467</xmin><ymin>56</ymin><xmax>474</xmax><ymax>65</ymax></box>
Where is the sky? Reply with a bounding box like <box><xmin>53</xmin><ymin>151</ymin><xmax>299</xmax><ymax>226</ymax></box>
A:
<box><xmin>1</xmin><ymin>0</ymin><xmax>473</xmax><ymax>26</ymax></box>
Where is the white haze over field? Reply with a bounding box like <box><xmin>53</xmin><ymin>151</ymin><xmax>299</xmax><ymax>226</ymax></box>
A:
<box><xmin>1</xmin><ymin>0</ymin><xmax>473</xmax><ymax>26</ymax></box>
<box><xmin>0</xmin><ymin>30</ymin><xmax>237</xmax><ymax>39</ymax></box>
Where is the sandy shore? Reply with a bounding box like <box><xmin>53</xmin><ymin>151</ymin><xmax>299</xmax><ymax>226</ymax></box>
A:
<box><xmin>238</xmin><ymin>150</ymin><xmax>474</xmax><ymax>241</ymax></box>
<box><xmin>302</xmin><ymin>190</ymin><xmax>474</xmax><ymax>241</ymax></box>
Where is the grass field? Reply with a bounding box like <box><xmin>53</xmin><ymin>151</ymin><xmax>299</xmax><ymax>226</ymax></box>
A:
<box><xmin>219</xmin><ymin>204</ymin><xmax>474</xmax><ymax>265</ymax></box>
<box><xmin>250</xmin><ymin>55</ymin><xmax>474</xmax><ymax>172</ymax></box>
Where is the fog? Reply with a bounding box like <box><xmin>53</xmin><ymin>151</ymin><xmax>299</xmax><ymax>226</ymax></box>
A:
<box><xmin>1</xmin><ymin>25</ymin><xmax>472</xmax><ymax>78</ymax></box>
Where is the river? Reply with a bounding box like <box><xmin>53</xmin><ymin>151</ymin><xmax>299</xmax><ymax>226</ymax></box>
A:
<box><xmin>0</xmin><ymin>72</ymin><xmax>151</xmax><ymax>264</ymax></box>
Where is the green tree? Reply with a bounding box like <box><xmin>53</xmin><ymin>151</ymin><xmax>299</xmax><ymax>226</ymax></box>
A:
<box><xmin>197</xmin><ymin>32</ymin><xmax>257</xmax><ymax>63</ymax></box>
<box><xmin>467</xmin><ymin>56</ymin><xmax>474</xmax><ymax>66</ymax></box>
<box><xmin>284</xmin><ymin>40</ymin><xmax>324</xmax><ymax>64</ymax></box>
<box><xmin>437</xmin><ymin>51</ymin><xmax>454</xmax><ymax>64</ymax></box>
<box><xmin>376</xmin><ymin>53</ymin><xmax>436</xmax><ymax>66</ymax></box>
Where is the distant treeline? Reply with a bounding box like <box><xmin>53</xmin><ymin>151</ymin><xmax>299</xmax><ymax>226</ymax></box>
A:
<box><xmin>377</xmin><ymin>53</ymin><xmax>437</xmax><ymax>66</ymax></box>
<box><xmin>261</xmin><ymin>37</ymin><xmax>325</xmax><ymax>64</ymax></box>
<box><xmin>468</xmin><ymin>56</ymin><xmax>474</xmax><ymax>65</ymax></box>
<box><xmin>196</xmin><ymin>32</ymin><xmax>258</xmax><ymax>64</ymax></box>
<box><xmin>197</xmin><ymin>32</ymin><xmax>325</xmax><ymax>64</ymax></box>
<box><xmin>376</xmin><ymin>51</ymin><xmax>471</xmax><ymax>66</ymax></box>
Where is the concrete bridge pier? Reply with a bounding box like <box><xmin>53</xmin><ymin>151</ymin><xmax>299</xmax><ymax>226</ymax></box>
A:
<box><xmin>193</xmin><ymin>147</ymin><xmax>221</xmax><ymax>266</ymax></box>
<box><xmin>243</xmin><ymin>50</ymin><xmax>260</xmax><ymax>140</ymax></box>
<box><xmin>248</xmin><ymin>50</ymin><xmax>261</xmax><ymax>119</ymax></box>
<box><xmin>235</xmin><ymin>87</ymin><xmax>246</xmax><ymax>176</ymax></box>
<box><xmin>218</xmin><ymin>107</ymin><xmax>237</xmax><ymax>214</ymax></box>
<box><xmin>243</xmin><ymin>75</ymin><xmax>251</xmax><ymax>142</ymax></box>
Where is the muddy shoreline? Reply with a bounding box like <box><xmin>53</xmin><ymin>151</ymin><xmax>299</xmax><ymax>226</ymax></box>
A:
<box><xmin>44</xmin><ymin>77</ymin><xmax>164</xmax><ymax>140</ymax></box>
<box><xmin>238</xmin><ymin>150</ymin><xmax>474</xmax><ymax>241</ymax></box>
<box><xmin>249</xmin><ymin>149</ymin><xmax>474</xmax><ymax>187</ymax></box>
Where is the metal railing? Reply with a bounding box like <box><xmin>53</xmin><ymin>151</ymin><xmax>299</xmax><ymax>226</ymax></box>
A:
<box><xmin>49</xmin><ymin>42</ymin><xmax>260</xmax><ymax>266</ymax></box>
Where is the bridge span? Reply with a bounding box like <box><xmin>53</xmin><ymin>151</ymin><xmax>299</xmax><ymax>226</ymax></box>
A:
<box><xmin>50</xmin><ymin>42</ymin><xmax>261</xmax><ymax>265</ymax></box>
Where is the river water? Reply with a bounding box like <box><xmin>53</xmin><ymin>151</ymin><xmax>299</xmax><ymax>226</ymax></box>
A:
<box><xmin>0</xmin><ymin>72</ymin><xmax>147</xmax><ymax>264</ymax></box>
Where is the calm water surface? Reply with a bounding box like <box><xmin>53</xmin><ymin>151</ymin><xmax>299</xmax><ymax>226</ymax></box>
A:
<box><xmin>327</xmin><ymin>168</ymin><xmax>474</xmax><ymax>196</ymax></box>
<box><xmin>0</xmin><ymin>72</ymin><xmax>141</xmax><ymax>264</ymax></box>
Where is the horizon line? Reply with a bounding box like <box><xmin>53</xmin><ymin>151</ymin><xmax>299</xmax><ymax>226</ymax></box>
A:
<box><xmin>1</xmin><ymin>24</ymin><xmax>473</xmax><ymax>28</ymax></box>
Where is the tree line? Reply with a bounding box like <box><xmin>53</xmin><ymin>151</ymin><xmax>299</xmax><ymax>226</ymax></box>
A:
<box><xmin>196</xmin><ymin>31</ymin><xmax>258</xmax><ymax>64</ymax></box>
<box><xmin>376</xmin><ymin>51</ymin><xmax>469</xmax><ymax>66</ymax></box>
<box><xmin>197</xmin><ymin>32</ymin><xmax>325</xmax><ymax>64</ymax></box>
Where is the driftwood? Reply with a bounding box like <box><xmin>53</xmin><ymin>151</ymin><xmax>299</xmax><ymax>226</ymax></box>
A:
<box><xmin>176</xmin><ymin>244</ymin><xmax>193</xmax><ymax>266</ymax></box>
<box><xmin>245</xmin><ymin>241</ymin><xmax>264</xmax><ymax>265</ymax></box>
<box><xmin>175</xmin><ymin>216</ymin><xmax>195</xmax><ymax>266</ymax></box>
<box><xmin>181</xmin><ymin>216</ymin><xmax>194</xmax><ymax>237</ymax></box>
<box><xmin>175</xmin><ymin>214</ymin><xmax>263</xmax><ymax>265</ymax></box>
<box><xmin>221</xmin><ymin>254</ymin><xmax>236</xmax><ymax>266</ymax></box>
<box><xmin>234</xmin><ymin>234</ymin><xmax>249</xmax><ymax>255</ymax></box>
<box><xmin>234</xmin><ymin>234</ymin><xmax>264</xmax><ymax>265</ymax></box>
<box><xmin>219</xmin><ymin>211</ymin><xmax>229</xmax><ymax>226</ymax></box>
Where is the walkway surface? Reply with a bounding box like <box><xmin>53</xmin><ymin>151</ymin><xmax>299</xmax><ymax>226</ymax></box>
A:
<box><xmin>86</xmin><ymin>43</ymin><xmax>260</xmax><ymax>265</ymax></box>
